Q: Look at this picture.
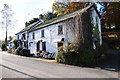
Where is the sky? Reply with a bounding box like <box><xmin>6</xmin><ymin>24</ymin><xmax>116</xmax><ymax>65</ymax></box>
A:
<box><xmin>0</xmin><ymin>0</ymin><xmax>55</xmax><ymax>40</ymax></box>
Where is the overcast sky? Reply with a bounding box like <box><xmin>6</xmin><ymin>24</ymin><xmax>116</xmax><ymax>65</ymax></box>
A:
<box><xmin>0</xmin><ymin>0</ymin><xmax>55</xmax><ymax>40</ymax></box>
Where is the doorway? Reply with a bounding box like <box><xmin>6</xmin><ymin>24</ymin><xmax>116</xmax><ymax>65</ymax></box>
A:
<box><xmin>37</xmin><ymin>41</ymin><xmax>40</xmax><ymax>52</ymax></box>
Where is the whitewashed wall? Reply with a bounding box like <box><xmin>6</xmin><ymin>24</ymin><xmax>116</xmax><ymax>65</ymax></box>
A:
<box><xmin>16</xmin><ymin>7</ymin><xmax>101</xmax><ymax>55</ymax></box>
<box><xmin>16</xmin><ymin>31</ymin><xmax>28</xmax><ymax>40</ymax></box>
<box><xmin>28</xmin><ymin>22</ymin><xmax>66</xmax><ymax>55</ymax></box>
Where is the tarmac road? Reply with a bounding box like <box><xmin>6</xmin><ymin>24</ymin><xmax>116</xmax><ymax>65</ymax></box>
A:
<box><xmin>0</xmin><ymin>51</ymin><xmax>118</xmax><ymax>78</ymax></box>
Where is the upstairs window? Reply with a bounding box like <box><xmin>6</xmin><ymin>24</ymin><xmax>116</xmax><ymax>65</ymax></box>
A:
<box><xmin>58</xmin><ymin>25</ymin><xmax>63</xmax><ymax>35</ymax></box>
<box><xmin>41</xmin><ymin>30</ymin><xmax>44</xmax><ymax>37</ymax></box>
<box><xmin>33</xmin><ymin>33</ymin><xmax>35</xmax><ymax>39</ymax></box>
<box><xmin>22</xmin><ymin>33</ymin><xmax>26</xmax><ymax>40</ymax></box>
<box><xmin>17</xmin><ymin>35</ymin><xmax>19</xmax><ymax>40</ymax></box>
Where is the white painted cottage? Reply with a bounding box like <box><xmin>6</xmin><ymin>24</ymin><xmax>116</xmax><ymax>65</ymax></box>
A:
<box><xmin>15</xmin><ymin>4</ymin><xmax>102</xmax><ymax>57</ymax></box>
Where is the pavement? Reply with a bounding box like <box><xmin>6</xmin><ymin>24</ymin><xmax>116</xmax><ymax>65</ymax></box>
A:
<box><xmin>0</xmin><ymin>51</ymin><xmax>119</xmax><ymax>78</ymax></box>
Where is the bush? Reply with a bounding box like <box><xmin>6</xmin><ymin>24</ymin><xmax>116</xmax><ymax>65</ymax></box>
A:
<box><xmin>56</xmin><ymin>44</ymin><xmax>95</xmax><ymax>66</ymax></box>
<box><xmin>13</xmin><ymin>39</ymin><xmax>19</xmax><ymax>49</ymax></box>
<box><xmin>16</xmin><ymin>46</ymin><xmax>23</xmax><ymax>55</ymax></box>
<box><xmin>78</xmin><ymin>50</ymin><xmax>94</xmax><ymax>66</ymax></box>
<box><xmin>15</xmin><ymin>46</ymin><xmax>31</xmax><ymax>56</ymax></box>
<box><xmin>8</xmin><ymin>48</ymin><xmax>12</xmax><ymax>53</ymax></box>
<box><xmin>94</xmin><ymin>45</ymin><xmax>107</xmax><ymax>64</ymax></box>
<box><xmin>56</xmin><ymin>44</ymin><xmax>107</xmax><ymax>67</ymax></box>
<box><xmin>20</xmin><ymin>49</ymin><xmax>30</xmax><ymax>57</ymax></box>
<box><xmin>56</xmin><ymin>44</ymin><xmax>79</xmax><ymax>64</ymax></box>
<box><xmin>1</xmin><ymin>43</ymin><xmax>7</xmax><ymax>51</ymax></box>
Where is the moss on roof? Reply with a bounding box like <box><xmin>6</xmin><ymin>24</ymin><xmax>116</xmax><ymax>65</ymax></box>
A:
<box><xmin>16</xmin><ymin>21</ymin><xmax>39</xmax><ymax>34</ymax></box>
<box><xmin>30</xmin><ymin>5</ymin><xmax>92</xmax><ymax>32</ymax></box>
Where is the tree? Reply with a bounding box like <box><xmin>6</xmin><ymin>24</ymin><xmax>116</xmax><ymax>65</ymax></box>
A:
<box><xmin>29</xmin><ymin>18</ymin><xmax>39</xmax><ymax>24</ymax></box>
<box><xmin>43</xmin><ymin>11</ymin><xmax>57</xmax><ymax>21</ymax></box>
<box><xmin>99</xmin><ymin>2</ymin><xmax>120</xmax><ymax>29</ymax></box>
<box><xmin>64</xmin><ymin>2</ymin><xmax>89</xmax><ymax>14</ymax></box>
<box><xmin>52</xmin><ymin>1</ymin><xmax>88</xmax><ymax>16</ymax></box>
<box><xmin>1</xmin><ymin>4</ymin><xmax>14</xmax><ymax>44</ymax></box>
<box><xmin>52</xmin><ymin>1</ymin><xmax>69</xmax><ymax>16</ymax></box>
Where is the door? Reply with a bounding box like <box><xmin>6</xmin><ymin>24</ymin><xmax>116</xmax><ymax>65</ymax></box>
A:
<box><xmin>42</xmin><ymin>42</ymin><xmax>46</xmax><ymax>51</ymax></box>
<box><xmin>58</xmin><ymin>43</ymin><xmax>63</xmax><ymax>47</ymax></box>
<box><xmin>37</xmin><ymin>41</ymin><xmax>40</xmax><ymax>52</ymax></box>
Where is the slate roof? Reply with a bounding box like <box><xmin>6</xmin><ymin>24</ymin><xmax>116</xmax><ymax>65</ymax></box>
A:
<box><xmin>16</xmin><ymin>4</ymin><xmax>100</xmax><ymax>34</ymax></box>
<box><xmin>30</xmin><ymin>5</ymin><xmax>93</xmax><ymax>32</ymax></box>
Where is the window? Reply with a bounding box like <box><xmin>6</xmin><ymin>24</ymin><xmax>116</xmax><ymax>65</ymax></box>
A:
<box><xmin>58</xmin><ymin>25</ymin><xmax>63</xmax><ymax>34</ymax></box>
<box><xmin>41</xmin><ymin>30</ymin><xmax>44</xmax><ymax>37</ymax></box>
<box><xmin>33</xmin><ymin>33</ymin><xmax>35</xmax><ymax>39</ymax></box>
<box><xmin>29</xmin><ymin>43</ymin><xmax>31</xmax><ymax>47</ymax></box>
<box><xmin>18</xmin><ymin>35</ymin><xmax>19</xmax><ymax>39</ymax></box>
<box><xmin>42</xmin><ymin>42</ymin><xmax>46</xmax><ymax>51</ymax></box>
<box><xmin>22</xmin><ymin>33</ymin><xmax>26</xmax><ymax>40</ymax></box>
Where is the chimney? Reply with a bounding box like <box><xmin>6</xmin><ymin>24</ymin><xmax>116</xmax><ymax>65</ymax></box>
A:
<box><xmin>25</xmin><ymin>22</ymin><xmax>29</xmax><ymax>27</ymax></box>
<box><xmin>39</xmin><ymin>14</ymin><xmax>44</xmax><ymax>23</ymax></box>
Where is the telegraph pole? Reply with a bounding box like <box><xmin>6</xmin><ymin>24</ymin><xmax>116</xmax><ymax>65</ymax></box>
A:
<box><xmin>5</xmin><ymin>17</ymin><xmax>8</xmax><ymax>44</ymax></box>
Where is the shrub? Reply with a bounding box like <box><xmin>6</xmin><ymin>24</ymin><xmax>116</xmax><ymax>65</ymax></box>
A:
<box><xmin>8</xmin><ymin>48</ymin><xmax>12</xmax><ymax>53</ymax></box>
<box><xmin>1</xmin><ymin>43</ymin><xmax>7</xmax><ymax>51</ymax></box>
<box><xmin>56</xmin><ymin>44</ymin><xmax>79</xmax><ymax>64</ymax></box>
<box><xmin>94</xmin><ymin>45</ymin><xmax>107</xmax><ymax>64</ymax></box>
<box><xmin>13</xmin><ymin>39</ymin><xmax>19</xmax><ymax>49</ymax></box>
<box><xmin>20</xmin><ymin>49</ymin><xmax>30</xmax><ymax>57</ymax></box>
<box><xmin>16</xmin><ymin>46</ymin><xmax>23</xmax><ymax>55</ymax></box>
<box><xmin>78</xmin><ymin>50</ymin><xmax>94</xmax><ymax>66</ymax></box>
<box><xmin>15</xmin><ymin>47</ymin><xmax>31</xmax><ymax>56</ymax></box>
<box><xmin>56</xmin><ymin>44</ymin><xmax>107</xmax><ymax>67</ymax></box>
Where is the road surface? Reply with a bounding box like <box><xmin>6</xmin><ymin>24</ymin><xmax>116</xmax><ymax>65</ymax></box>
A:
<box><xmin>0</xmin><ymin>51</ymin><xmax>118</xmax><ymax>78</ymax></box>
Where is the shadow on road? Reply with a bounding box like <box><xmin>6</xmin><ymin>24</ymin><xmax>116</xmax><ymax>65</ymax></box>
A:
<box><xmin>0</xmin><ymin>64</ymin><xmax>37</xmax><ymax>79</ymax></box>
<box><xmin>97</xmin><ymin>50</ymin><xmax>120</xmax><ymax>72</ymax></box>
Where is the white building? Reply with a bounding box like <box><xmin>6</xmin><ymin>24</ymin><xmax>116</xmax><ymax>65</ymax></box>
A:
<box><xmin>16</xmin><ymin>4</ymin><xmax>102</xmax><ymax>57</ymax></box>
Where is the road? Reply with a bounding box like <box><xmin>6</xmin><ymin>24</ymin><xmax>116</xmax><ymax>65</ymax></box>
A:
<box><xmin>0</xmin><ymin>51</ymin><xmax>118</xmax><ymax>78</ymax></box>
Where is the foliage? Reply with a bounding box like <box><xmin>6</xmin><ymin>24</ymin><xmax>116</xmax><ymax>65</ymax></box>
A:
<box><xmin>64</xmin><ymin>2</ymin><xmax>89</xmax><ymax>14</ymax></box>
<box><xmin>1</xmin><ymin>43</ymin><xmax>7</xmax><ymax>51</ymax></box>
<box><xmin>1</xmin><ymin>4</ymin><xmax>15</xmax><ymax>43</ymax></box>
<box><xmin>56</xmin><ymin>44</ymin><xmax>94</xmax><ymax>66</ymax></box>
<box><xmin>56</xmin><ymin>44</ymin><xmax>79</xmax><ymax>64</ymax></box>
<box><xmin>13</xmin><ymin>39</ymin><xmax>18</xmax><ymax>49</ymax></box>
<box><xmin>24</xmin><ymin>41</ymin><xmax>28</xmax><ymax>49</ymax></box>
<box><xmin>93</xmin><ymin>44</ymin><xmax>107</xmax><ymax>63</ymax></box>
<box><xmin>15</xmin><ymin>46</ymin><xmax>31</xmax><ymax>56</ymax></box>
<box><xmin>26</xmin><ymin>18</ymin><xmax>39</xmax><ymax>26</ymax></box>
<box><xmin>8</xmin><ymin>48</ymin><xmax>15</xmax><ymax>54</ymax></box>
<box><xmin>52</xmin><ymin>1</ymin><xmax>68</xmax><ymax>16</ymax></box>
<box><xmin>52</xmin><ymin>1</ymin><xmax>88</xmax><ymax>16</ymax></box>
<box><xmin>56</xmin><ymin>43</ymin><xmax>107</xmax><ymax>66</ymax></box>
<box><xmin>78</xmin><ymin>50</ymin><xmax>94</xmax><ymax>66</ymax></box>
<box><xmin>43</xmin><ymin>11</ymin><xmax>57</xmax><ymax>21</ymax></box>
<box><xmin>20</xmin><ymin>49</ymin><xmax>31</xmax><ymax>57</ymax></box>
<box><xmin>92</xmin><ymin>21</ymin><xmax>100</xmax><ymax>39</ymax></box>
<box><xmin>15</xmin><ymin>46</ymin><xmax>23</xmax><ymax>55</ymax></box>
<box><xmin>102</xmin><ymin>2</ymin><xmax>120</xmax><ymax>28</ymax></box>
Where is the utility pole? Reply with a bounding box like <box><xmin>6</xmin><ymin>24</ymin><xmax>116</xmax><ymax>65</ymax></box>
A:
<box><xmin>5</xmin><ymin>17</ymin><xmax>8</xmax><ymax>44</ymax></box>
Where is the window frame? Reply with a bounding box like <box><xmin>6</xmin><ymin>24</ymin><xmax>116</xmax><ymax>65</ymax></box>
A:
<box><xmin>41</xmin><ymin>30</ymin><xmax>45</xmax><ymax>37</ymax></box>
<box><xmin>32</xmin><ymin>32</ymin><xmax>35</xmax><ymax>39</ymax></box>
<box><xmin>58</xmin><ymin>25</ymin><xmax>63</xmax><ymax>35</ymax></box>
